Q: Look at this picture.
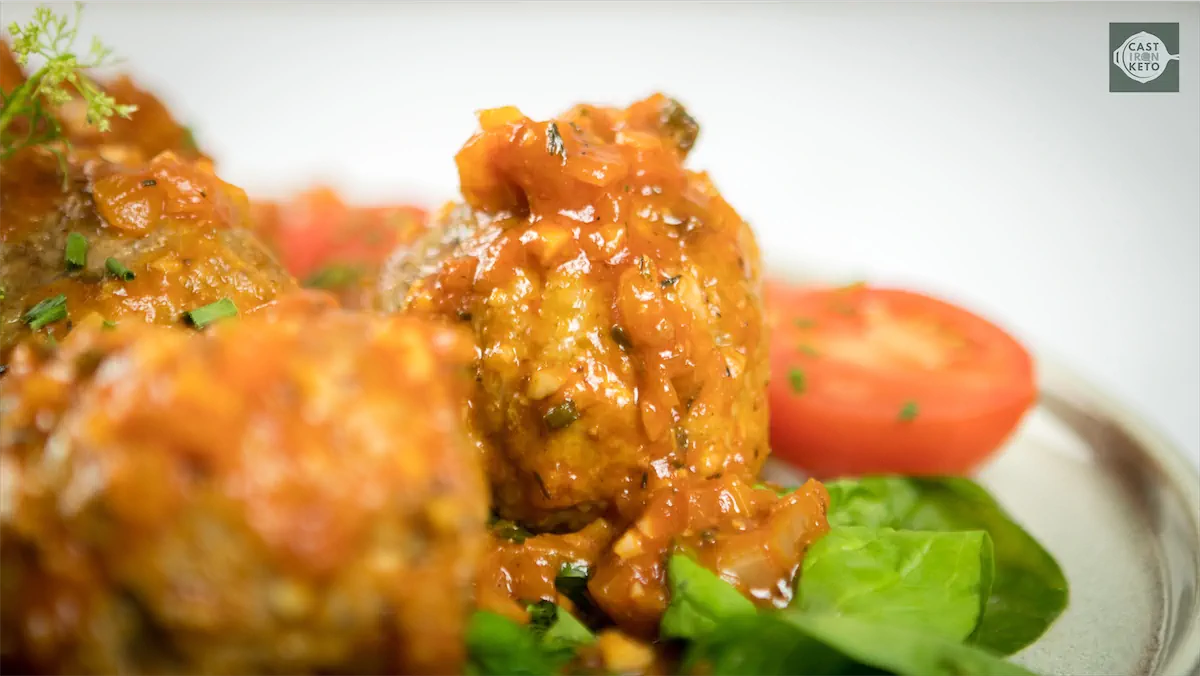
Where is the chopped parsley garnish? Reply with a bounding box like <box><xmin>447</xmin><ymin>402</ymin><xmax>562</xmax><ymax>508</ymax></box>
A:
<box><xmin>22</xmin><ymin>294</ymin><xmax>67</xmax><ymax>330</ymax></box>
<box><xmin>101</xmin><ymin>319</ymin><xmax>118</xmax><ymax>330</ymax></box>
<box><xmin>660</xmin><ymin>275</ymin><xmax>681</xmax><ymax>288</ymax></box>
<box><xmin>105</xmin><ymin>257</ymin><xmax>135</xmax><ymax>281</ymax></box>
<box><xmin>183</xmin><ymin>298</ymin><xmax>237</xmax><ymax>329</ymax></box>
<box><xmin>544</xmin><ymin>400</ymin><xmax>579</xmax><ymax>430</ymax></box>
<box><xmin>64</xmin><ymin>232</ymin><xmax>88</xmax><ymax>270</ymax></box>
<box><xmin>545</xmin><ymin>122</ymin><xmax>566</xmax><ymax>160</ymax></box>
<box><xmin>898</xmin><ymin>400</ymin><xmax>919</xmax><ymax>422</ymax></box>
<box><xmin>788</xmin><ymin>367</ymin><xmax>806</xmax><ymax>394</ymax></box>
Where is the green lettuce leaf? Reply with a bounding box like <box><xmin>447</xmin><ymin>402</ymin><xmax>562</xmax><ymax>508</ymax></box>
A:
<box><xmin>660</xmin><ymin>554</ymin><xmax>756</xmax><ymax>640</ymax></box>
<box><xmin>797</xmin><ymin>526</ymin><xmax>995</xmax><ymax>642</ymax></box>
<box><xmin>825</xmin><ymin>477</ymin><xmax>1068</xmax><ymax>655</ymax></box>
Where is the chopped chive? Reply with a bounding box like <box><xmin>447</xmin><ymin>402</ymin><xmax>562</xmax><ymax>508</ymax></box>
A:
<box><xmin>544</xmin><ymin>400</ymin><xmax>579</xmax><ymax>430</ymax></box>
<box><xmin>22</xmin><ymin>294</ymin><xmax>67</xmax><ymax>330</ymax></box>
<box><xmin>788</xmin><ymin>367</ymin><xmax>806</xmax><ymax>394</ymax></box>
<box><xmin>898</xmin><ymin>400</ymin><xmax>919</xmax><ymax>422</ymax></box>
<box><xmin>793</xmin><ymin>317</ymin><xmax>816</xmax><ymax>329</ymax></box>
<box><xmin>183</xmin><ymin>298</ymin><xmax>237</xmax><ymax>329</ymax></box>
<box><xmin>105</xmin><ymin>257</ymin><xmax>135</xmax><ymax>281</ymax></box>
<box><xmin>65</xmin><ymin>232</ymin><xmax>88</xmax><ymax>270</ymax></box>
<box><xmin>101</xmin><ymin>319</ymin><xmax>118</xmax><ymax>330</ymax></box>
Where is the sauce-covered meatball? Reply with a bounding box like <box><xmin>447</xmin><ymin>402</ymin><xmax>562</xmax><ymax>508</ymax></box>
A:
<box><xmin>380</xmin><ymin>95</ymin><xmax>769</xmax><ymax>530</ymax></box>
<box><xmin>0</xmin><ymin>148</ymin><xmax>294</xmax><ymax>356</ymax></box>
<box><xmin>0</xmin><ymin>295</ymin><xmax>488</xmax><ymax>674</ymax></box>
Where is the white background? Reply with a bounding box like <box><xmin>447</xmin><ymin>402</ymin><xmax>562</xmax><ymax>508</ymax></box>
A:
<box><xmin>4</xmin><ymin>1</ymin><xmax>1198</xmax><ymax>468</ymax></box>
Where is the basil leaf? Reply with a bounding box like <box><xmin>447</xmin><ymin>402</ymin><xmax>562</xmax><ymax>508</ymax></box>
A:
<box><xmin>680</xmin><ymin>612</ymin><xmax>857</xmax><ymax>675</ymax></box>
<box><xmin>781</xmin><ymin>612</ymin><xmax>1038</xmax><ymax>676</ymax></box>
<box><xmin>797</xmin><ymin>526</ymin><xmax>994</xmax><ymax>642</ymax></box>
<box><xmin>681</xmin><ymin>611</ymin><xmax>1036</xmax><ymax>676</ymax></box>
<box><xmin>466</xmin><ymin>612</ymin><xmax>557</xmax><ymax>676</ymax></box>
<box><xmin>825</xmin><ymin>477</ymin><xmax>1068</xmax><ymax>655</ymax></box>
<box><xmin>660</xmin><ymin>554</ymin><xmax>756</xmax><ymax>640</ymax></box>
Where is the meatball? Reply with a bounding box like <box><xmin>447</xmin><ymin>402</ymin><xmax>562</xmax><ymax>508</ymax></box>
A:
<box><xmin>0</xmin><ymin>295</ymin><xmax>488</xmax><ymax>674</ymax></box>
<box><xmin>0</xmin><ymin>147</ymin><xmax>294</xmax><ymax>356</ymax></box>
<box><xmin>380</xmin><ymin>95</ymin><xmax>769</xmax><ymax>529</ymax></box>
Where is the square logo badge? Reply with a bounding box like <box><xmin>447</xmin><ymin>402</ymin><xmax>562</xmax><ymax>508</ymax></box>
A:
<box><xmin>1110</xmin><ymin>23</ymin><xmax>1180</xmax><ymax>92</ymax></box>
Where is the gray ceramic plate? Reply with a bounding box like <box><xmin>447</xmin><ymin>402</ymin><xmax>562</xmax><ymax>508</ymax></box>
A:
<box><xmin>763</xmin><ymin>358</ymin><xmax>1200</xmax><ymax>675</ymax></box>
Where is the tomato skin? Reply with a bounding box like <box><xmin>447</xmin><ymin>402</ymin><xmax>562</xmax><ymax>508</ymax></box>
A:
<box><xmin>766</xmin><ymin>281</ymin><xmax>1036</xmax><ymax>478</ymax></box>
<box><xmin>253</xmin><ymin>188</ymin><xmax>427</xmax><ymax>281</ymax></box>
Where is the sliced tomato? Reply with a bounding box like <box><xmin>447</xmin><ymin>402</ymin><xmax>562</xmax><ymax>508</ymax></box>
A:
<box><xmin>253</xmin><ymin>188</ymin><xmax>428</xmax><ymax>281</ymax></box>
<box><xmin>766</xmin><ymin>280</ymin><xmax>1036</xmax><ymax>477</ymax></box>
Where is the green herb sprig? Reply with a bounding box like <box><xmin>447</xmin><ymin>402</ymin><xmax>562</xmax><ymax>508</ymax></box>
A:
<box><xmin>2</xmin><ymin>4</ymin><xmax>136</xmax><ymax>184</ymax></box>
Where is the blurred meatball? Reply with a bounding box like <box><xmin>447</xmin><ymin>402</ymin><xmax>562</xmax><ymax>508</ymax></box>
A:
<box><xmin>380</xmin><ymin>95</ymin><xmax>769</xmax><ymax>529</ymax></box>
<box><xmin>0</xmin><ymin>296</ymin><xmax>488</xmax><ymax>674</ymax></box>
<box><xmin>0</xmin><ymin>148</ymin><xmax>294</xmax><ymax>356</ymax></box>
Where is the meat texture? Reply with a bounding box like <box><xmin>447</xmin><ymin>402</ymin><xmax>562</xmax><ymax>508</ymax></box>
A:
<box><xmin>0</xmin><ymin>295</ymin><xmax>488</xmax><ymax>674</ymax></box>
<box><xmin>380</xmin><ymin>95</ymin><xmax>770</xmax><ymax>530</ymax></box>
<box><xmin>0</xmin><ymin>148</ymin><xmax>294</xmax><ymax>356</ymax></box>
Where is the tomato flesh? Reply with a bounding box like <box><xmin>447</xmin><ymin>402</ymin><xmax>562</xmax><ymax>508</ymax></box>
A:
<box><xmin>766</xmin><ymin>281</ymin><xmax>1036</xmax><ymax>477</ymax></box>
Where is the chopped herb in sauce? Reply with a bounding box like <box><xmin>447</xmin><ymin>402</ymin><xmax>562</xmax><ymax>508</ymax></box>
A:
<box><xmin>545</xmin><ymin>122</ymin><xmax>566</xmax><ymax>160</ymax></box>
<box><xmin>490</xmin><ymin>517</ymin><xmax>532</xmax><ymax>544</ymax></box>
<box><xmin>660</xmin><ymin>275</ymin><xmax>681</xmax><ymax>289</ymax></box>
<box><xmin>793</xmin><ymin>317</ymin><xmax>816</xmax><ymax>329</ymax></box>
<box><xmin>674</xmin><ymin>426</ymin><xmax>689</xmax><ymax>451</ymax></box>
<box><xmin>23</xmin><ymin>294</ymin><xmax>67</xmax><ymax>330</ymax></box>
<box><xmin>798</xmin><ymin>344</ymin><xmax>820</xmax><ymax>357</ymax></box>
<box><xmin>527</xmin><ymin>600</ymin><xmax>557</xmax><ymax>633</ymax></box>
<box><xmin>141</xmin><ymin>178</ymin><xmax>157</xmax><ymax>187</ymax></box>
<box><xmin>898</xmin><ymin>400</ymin><xmax>919</xmax><ymax>422</ymax></box>
<box><xmin>105</xmin><ymin>257</ymin><xmax>135</xmax><ymax>281</ymax></box>
<box><xmin>303</xmin><ymin>264</ymin><xmax>362</xmax><ymax>290</ymax></box>
<box><xmin>788</xmin><ymin>367</ymin><xmax>806</xmax><ymax>394</ymax></box>
<box><xmin>661</xmin><ymin>98</ymin><xmax>699</xmax><ymax>153</ymax></box>
<box><xmin>183</xmin><ymin>298</ymin><xmax>237</xmax><ymax>329</ymax></box>
<box><xmin>101</xmin><ymin>319</ymin><xmax>118</xmax><ymax>330</ymax></box>
<box><xmin>640</xmin><ymin>471</ymin><xmax>649</xmax><ymax>489</ymax></box>
<box><xmin>556</xmin><ymin>562</ymin><xmax>591</xmax><ymax>599</ymax></box>
<box><xmin>610</xmin><ymin>325</ymin><xmax>632</xmax><ymax>350</ymax></box>
<box><xmin>64</xmin><ymin>232</ymin><xmax>88</xmax><ymax>270</ymax></box>
<box><xmin>533</xmin><ymin>472</ymin><xmax>551</xmax><ymax>499</ymax></box>
<box><xmin>544</xmin><ymin>400</ymin><xmax>579</xmax><ymax>430</ymax></box>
